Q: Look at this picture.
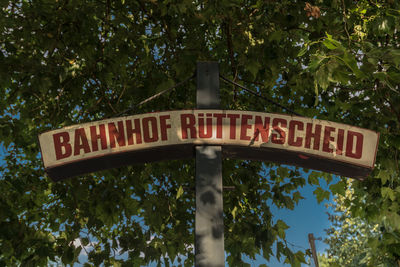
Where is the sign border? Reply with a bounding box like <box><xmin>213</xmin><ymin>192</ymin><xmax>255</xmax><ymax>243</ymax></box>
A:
<box><xmin>38</xmin><ymin>109</ymin><xmax>380</xmax><ymax>181</ymax></box>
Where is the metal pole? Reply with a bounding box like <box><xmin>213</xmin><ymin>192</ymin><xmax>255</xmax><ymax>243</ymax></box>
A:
<box><xmin>195</xmin><ymin>62</ymin><xmax>224</xmax><ymax>267</ymax></box>
<box><xmin>308</xmin><ymin>233</ymin><xmax>319</xmax><ymax>267</ymax></box>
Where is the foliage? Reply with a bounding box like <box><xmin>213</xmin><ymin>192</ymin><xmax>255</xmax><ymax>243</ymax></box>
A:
<box><xmin>1</xmin><ymin>0</ymin><xmax>400</xmax><ymax>266</ymax></box>
<box><xmin>319</xmin><ymin>180</ymin><xmax>399</xmax><ymax>267</ymax></box>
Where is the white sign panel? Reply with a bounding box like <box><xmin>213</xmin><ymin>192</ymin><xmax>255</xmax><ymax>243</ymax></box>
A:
<box><xmin>38</xmin><ymin>110</ymin><xmax>379</xmax><ymax>181</ymax></box>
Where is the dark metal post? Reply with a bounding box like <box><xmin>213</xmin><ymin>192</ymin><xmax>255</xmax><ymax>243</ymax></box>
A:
<box><xmin>308</xmin><ymin>233</ymin><xmax>319</xmax><ymax>267</ymax></box>
<box><xmin>195</xmin><ymin>62</ymin><xmax>224</xmax><ymax>267</ymax></box>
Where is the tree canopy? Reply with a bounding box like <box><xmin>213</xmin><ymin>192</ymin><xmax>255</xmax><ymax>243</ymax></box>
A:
<box><xmin>319</xmin><ymin>180</ymin><xmax>398</xmax><ymax>267</ymax></box>
<box><xmin>1</xmin><ymin>0</ymin><xmax>400</xmax><ymax>266</ymax></box>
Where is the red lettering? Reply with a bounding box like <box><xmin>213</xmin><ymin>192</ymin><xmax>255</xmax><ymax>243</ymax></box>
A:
<box><xmin>108</xmin><ymin>121</ymin><xmax>126</xmax><ymax>148</ymax></box>
<box><xmin>181</xmin><ymin>114</ymin><xmax>196</xmax><ymax>139</ymax></box>
<box><xmin>288</xmin><ymin>120</ymin><xmax>303</xmax><ymax>147</ymax></box>
<box><xmin>213</xmin><ymin>113</ymin><xmax>226</xmax><ymax>138</ymax></box>
<box><xmin>142</xmin><ymin>117</ymin><xmax>158</xmax><ymax>143</ymax></box>
<box><xmin>346</xmin><ymin>131</ymin><xmax>363</xmax><ymax>159</ymax></box>
<box><xmin>305</xmin><ymin>123</ymin><xmax>321</xmax><ymax>150</ymax></box>
<box><xmin>74</xmin><ymin>128</ymin><xmax>91</xmax><ymax>155</ymax></box>
<box><xmin>336</xmin><ymin>129</ymin><xmax>344</xmax><ymax>155</ymax></box>
<box><xmin>240</xmin><ymin>115</ymin><xmax>253</xmax><ymax>141</ymax></box>
<box><xmin>159</xmin><ymin>115</ymin><xmax>171</xmax><ymax>141</ymax></box>
<box><xmin>253</xmin><ymin>116</ymin><xmax>270</xmax><ymax>142</ymax></box>
<box><xmin>271</xmin><ymin>118</ymin><xmax>287</xmax><ymax>144</ymax></box>
<box><xmin>322</xmin><ymin>126</ymin><xmax>335</xmax><ymax>153</ymax></box>
<box><xmin>227</xmin><ymin>114</ymin><xmax>240</xmax><ymax>139</ymax></box>
<box><xmin>198</xmin><ymin>113</ymin><xmax>212</xmax><ymax>138</ymax></box>
<box><xmin>126</xmin><ymin>119</ymin><xmax>142</xmax><ymax>145</ymax></box>
<box><xmin>90</xmin><ymin>124</ymin><xmax>107</xmax><ymax>151</ymax></box>
<box><xmin>53</xmin><ymin>132</ymin><xmax>72</xmax><ymax>160</ymax></box>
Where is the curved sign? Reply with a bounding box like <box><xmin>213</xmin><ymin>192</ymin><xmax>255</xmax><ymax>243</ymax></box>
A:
<box><xmin>39</xmin><ymin>110</ymin><xmax>379</xmax><ymax>181</ymax></box>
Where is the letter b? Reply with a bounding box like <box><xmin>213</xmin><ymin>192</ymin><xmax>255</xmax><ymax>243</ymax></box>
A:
<box><xmin>53</xmin><ymin>132</ymin><xmax>72</xmax><ymax>160</ymax></box>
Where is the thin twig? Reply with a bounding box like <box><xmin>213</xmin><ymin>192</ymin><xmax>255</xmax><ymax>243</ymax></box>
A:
<box><xmin>225</xmin><ymin>18</ymin><xmax>238</xmax><ymax>102</ymax></box>
<box><xmin>286</xmin><ymin>240</ymin><xmax>308</xmax><ymax>251</ymax></box>
<box><xmin>117</xmin><ymin>84</ymin><xmax>126</xmax><ymax>103</ymax></box>
<box><xmin>341</xmin><ymin>0</ymin><xmax>351</xmax><ymax>45</ymax></box>
<box><xmin>220</xmin><ymin>75</ymin><xmax>302</xmax><ymax>116</ymax></box>
<box><xmin>112</xmin><ymin>73</ymin><xmax>195</xmax><ymax>118</ymax></box>
<box><xmin>225</xmin><ymin>19</ymin><xmax>236</xmax><ymax>77</ymax></box>
<box><xmin>108</xmin><ymin>100</ymin><xmax>117</xmax><ymax>114</ymax></box>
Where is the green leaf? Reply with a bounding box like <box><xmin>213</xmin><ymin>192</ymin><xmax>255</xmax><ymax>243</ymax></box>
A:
<box><xmin>313</xmin><ymin>187</ymin><xmax>330</xmax><ymax>203</ymax></box>
<box><xmin>61</xmin><ymin>246</ymin><xmax>75</xmax><ymax>265</ymax></box>
<box><xmin>386</xmin><ymin>212</ymin><xmax>400</xmax><ymax>231</ymax></box>
<box><xmin>386</xmin><ymin>9</ymin><xmax>400</xmax><ymax>17</ymax></box>
<box><xmin>381</xmin><ymin>187</ymin><xmax>396</xmax><ymax>201</ymax></box>
<box><xmin>314</xmin><ymin>80</ymin><xmax>319</xmax><ymax>106</ymax></box>
<box><xmin>176</xmin><ymin>186</ymin><xmax>184</xmax><ymax>199</ymax></box>
<box><xmin>277</xmin><ymin>167</ymin><xmax>289</xmax><ymax>178</ymax></box>
<box><xmin>339</xmin><ymin>52</ymin><xmax>366</xmax><ymax>78</ymax></box>
<box><xmin>297</xmin><ymin>46</ymin><xmax>308</xmax><ymax>57</ymax></box>
<box><xmin>316</xmin><ymin>65</ymin><xmax>329</xmax><ymax>90</ymax></box>
<box><xmin>294</xmin><ymin>251</ymin><xmax>307</xmax><ymax>264</ymax></box>
<box><xmin>81</xmin><ymin>238</ymin><xmax>89</xmax><ymax>247</ymax></box>
<box><xmin>292</xmin><ymin>191</ymin><xmax>304</xmax><ymax>203</ymax></box>
<box><xmin>308</xmin><ymin>171</ymin><xmax>320</xmax><ymax>185</ymax></box>
<box><xmin>276</xmin><ymin>241</ymin><xmax>285</xmax><ymax>260</ymax></box>
<box><xmin>269</xmin><ymin>30</ymin><xmax>283</xmax><ymax>42</ymax></box>
<box><xmin>373</xmin><ymin>71</ymin><xmax>387</xmax><ymax>81</ymax></box>
<box><xmin>331</xmin><ymin>68</ymin><xmax>349</xmax><ymax>84</ymax></box>
<box><xmin>387</xmin><ymin>70</ymin><xmax>400</xmax><ymax>83</ymax></box>
<box><xmin>386</xmin><ymin>49</ymin><xmax>400</xmax><ymax>66</ymax></box>
<box><xmin>322</xmin><ymin>38</ymin><xmax>341</xmax><ymax>50</ymax></box>
<box><xmin>231</xmin><ymin>206</ymin><xmax>238</xmax><ymax>219</ymax></box>
<box><xmin>378</xmin><ymin>170</ymin><xmax>390</xmax><ymax>185</ymax></box>
<box><xmin>276</xmin><ymin>220</ymin><xmax>289</xmax><ymax>239</ymax></box>
<box><xmin>375</xmin><ymin>17</ymin><xmax>395</xmax><ymax>35</ymax></box>
<box><xmin>247</xmin><ymin>60</ymin><xmax>261</xmax><ymax>79</ymax></box>
<box><xmin>309</xmin><ymin>55</ymin><xmax>326</xmax><ymax>71</ymax></box>
<box><xmin>329</xmin><ymin>181</ymin><xmax>346</xmax><ymax>196</ymax></box>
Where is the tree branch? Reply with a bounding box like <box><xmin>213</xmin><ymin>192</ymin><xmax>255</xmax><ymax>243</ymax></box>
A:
<box><xmin>224</xmin><ymin>18</ymin><xmax>238</xmax><ymax>102</ymax></box>
<box><xmin>224</xmin><ymin>18</ymin><xmax>237</xmax><ymax>78</ymax></box>
<box><xmin>341</xmin><ymin>0</ymin><xmax>351</xmax><ymax>46</ymax></box>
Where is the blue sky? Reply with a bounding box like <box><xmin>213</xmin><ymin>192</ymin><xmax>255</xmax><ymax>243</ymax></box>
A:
<box><xmin>263</xmin><ymin>178</ymin><xmax>334</xmax><ymax>266</ymax></box>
